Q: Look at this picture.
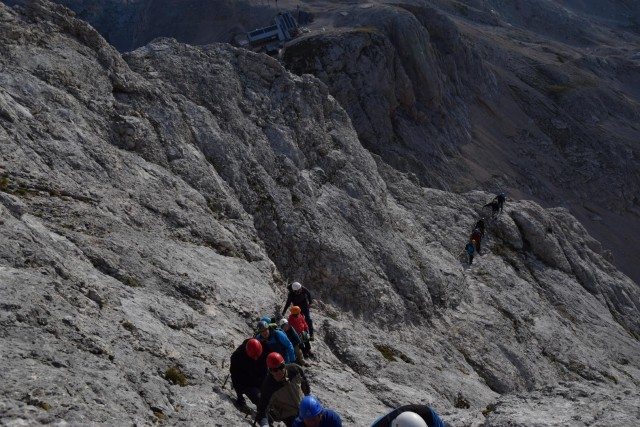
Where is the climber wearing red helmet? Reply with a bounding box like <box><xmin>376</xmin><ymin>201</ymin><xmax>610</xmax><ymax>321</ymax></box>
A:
<box><xmin>229</xmin><ymin>338</ymin><xmax>272</xmax><ymax>408</ymax></box>
<box><xmin>255</xmin><ymin>352</ymin><xmax>310</xmax><ymax>427</ymax></box>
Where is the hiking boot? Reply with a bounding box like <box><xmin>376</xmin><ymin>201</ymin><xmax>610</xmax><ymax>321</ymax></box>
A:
<box><xmin>236</xmin><ymin>396</ymin><xmax>246</xmax><ymax>407</ymax></box>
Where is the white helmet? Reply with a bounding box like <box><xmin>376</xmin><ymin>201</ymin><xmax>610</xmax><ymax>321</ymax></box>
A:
<box><xmin>278</xmin><ymin>318</ymin><xmax>288</xmax><ymax>327</ymax></box>
<box><xmin>292</xmin><ymin>282</ymin><xmax>302</xmax><ymax>291</ymax></box>
<box><xmin>391</xmin><ymin>412</ymin><xmax>427</xmax><ymax>427</ymax></box>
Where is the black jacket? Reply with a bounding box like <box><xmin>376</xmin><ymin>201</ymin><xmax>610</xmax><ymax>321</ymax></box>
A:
<box><xmin>282</xmin><ymin>326</ymin><xmax>302</xmax><ymax>347</ymax></box>
<box><xmin>230</xmin><ymin>339</ymin><xmax>271</xmax><ymax>392</ymax></box>
<box><xmin>282</xmin><ymin>285</ymin><xmax>313</xmax><ymax>315</ymax></box>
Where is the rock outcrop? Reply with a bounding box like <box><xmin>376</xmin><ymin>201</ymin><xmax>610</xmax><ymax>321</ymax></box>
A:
<box><xmin>1</xmin><ymin>1</ymin><xmax>639</xmax><ymax>426</ymax></box>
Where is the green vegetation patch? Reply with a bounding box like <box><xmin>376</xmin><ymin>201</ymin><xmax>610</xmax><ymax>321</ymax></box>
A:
<box><xmin>374</xmin><ymin>343</ymin><xmax>414</xmax><ymax>364</ymax></box>
<box><xmin>123</xmin><ymin>276</ymin><xmax>140</xmax><ymax>288</ymax></box>
<box><xmin>482</xmin><ymin>404</ymin><xmax>496</xmax><ymax>417</ymax></box>
<box><xmin>325</xmin><ymin>309</ymin><xmax>339</xmax><ymax>321</ymax></box>
<box><xmin>454</xmin><ymin>392</ymin><xmax>470</xmax><ymax>409</ymax></box>
<box><xmin>122</xmin><ymin>321</ymin><xmax>136</xmax><ymax>331</ymax></box>
<box><xmin>165</xmin><ymin>367</ymin><xmax>187</xmax><ymax>386</ymax></box>
<box><xmin>375</xmin><ymin>343</ymin><xmax>397</xmax><ymax>362</ymax></box>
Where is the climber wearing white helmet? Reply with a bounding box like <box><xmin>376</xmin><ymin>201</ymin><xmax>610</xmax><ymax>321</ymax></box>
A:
<box><xmin>392</xmin><ymin>412</ymin><xmax>427</xmax><ymax>427</ymax></box>
<box><xmin>278</xmin><ymin>318</ymin><xmax>308</xmax><ymax>366</ymax></box>
<box><xmin>369</xmin><ymin>405</ymin><xmax>445</xmax><ymax>427</ymax></box>
<box><xmin>281</xmin><ymin>281</ymin><xmax>315</xmax><ymax>340</ymax></box>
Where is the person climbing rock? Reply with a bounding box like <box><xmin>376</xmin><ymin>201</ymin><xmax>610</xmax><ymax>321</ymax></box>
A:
<box><xmin>288</xmin><ymin>306</ymin><xmax>314</xmax><ymax>359</ymax></box>
<box><xmin>229</xmin><ymin>338</ymin><xmax>271</xmax><ymax>407</ymax></box>
<box><xmin>256</xmin><ymin>320</ymin><xmax>296</xmax><ymax>363</ymax></box>
<box><xmin>470</xmin><ymin>227</ymin><xmax>482</xmax><ymax>254</ymax></box>
<box><xmin>292</xmin><ymin>395</ymin><xmax>342</xmax><ymax>427</ymax></box>
<box><xmin>496</xmin><ymin>192</ymin><xmax>506</xmax><ymax>213</ymax></box>
<box><xmin>255</xmin><ymin>352</ymin><xmax>310</xmax><ymax>427</ymax></box>
<box><xmin>484</xmin><ymin>199</ymin><xmax>499</xmax><ymax>218</ymax></box>
<box><xmin>370</xmin><ymin>405</ymin><xmax>445</xmax><ymax>427</ymax></box>
<box><xmin>475</xmin><ymin>218</ymin><xmax>486</xmax><ymax>237</ymax></box>
<box><xmin>466</xmin><ymin>240</ymin><xmax>475</xmax><ymax>265</ymax></box>
<box><xmin>282</xmin><ymin>281</ymin><xmax>315</xmax><ymax>340</ymax></box>
<box><xmin>279</xmin><ymin>318</ymin><xmax>307</xmax><ymax>366</ymax></box>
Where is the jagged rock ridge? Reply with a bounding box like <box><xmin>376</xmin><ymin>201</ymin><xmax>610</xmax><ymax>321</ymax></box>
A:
<box><xmin>1</xmin><ymin>1</ymin><xmax>640</xmax><ymax>426</ymax></box>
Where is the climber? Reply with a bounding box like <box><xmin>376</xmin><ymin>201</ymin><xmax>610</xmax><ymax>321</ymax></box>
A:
<box><xmin>496</xmin><ymin>192</ymin><xmax>506</xmax><ymax>213</ymax></box>
<box><xmin>230</xmin><ymin>338</ymin><xmax>271</xmax><ymax>407</ymax></box>
<box><xmin>470</xmin><ymin>227</ymin><xmax>482</xmax><ymax>254</ymax></box>
<box><xmin>256</xmin><ymin>320</ymin><xmax>296</xmax><ymax>363</ymax></box>
<box><xmin>292</xmin><ymin>395</ymin><xmax>342</xmax><ymax>427</ymax></box>
<box><xmin>370</xmin><ymin>405</ymin><xmax>445</xmax><ymax>427</ymax></box>
<box><xmin>475</xmin><ymin>218</ymin><xmax>486</xmax><ymax>237</ymax></box>
<box><xmin>465</xmin><ymin>240</ymin><xmax>475</xmax><ymax>265</ymax></box>
<box><xmin>484</xmin><ymin>199</ymin><xmax>499</xmax><ymax>218</ymax></box>
<box><xmin>288</xmin><ymin>306</ymin><xmax>314</xmax><ymax>358</ymax></box>
<box><xmin>255</xmin><ymin>352</ymin><xmax>310</xmax><ymax>427</ymax></box>
<box><xmin>279</xmin><ymin>318</ymin><xmax>307</xmax><ymax>366</ymax></box>
<box><xmin>282</xmin><ymin>281</ymin><xmax>315</xmax><ymax>340</ymax></box>
<box><xmin>261</xmin><ymin>315</ymin><xmax>276</xmax><ymax>324</ymax></box>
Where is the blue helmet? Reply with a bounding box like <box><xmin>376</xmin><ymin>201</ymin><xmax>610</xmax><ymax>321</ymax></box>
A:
<box><xmin>299</xmin><ymin>395</ymin><xmax>323</xmax><ymax>419</ymax></box>
<box><xmin>260</xmin><ymin>316</ymin><xmax>272</xmax><ymax>324</ymax></box>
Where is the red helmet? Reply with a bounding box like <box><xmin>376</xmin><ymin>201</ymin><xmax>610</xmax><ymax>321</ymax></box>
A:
<box><xmin>266</xmin><ymin>352</ymin><xmax>285</xmax><ymax>369</ymax></box>
<box><xmin>245</xmin><ymin>338</ymin><xmax>262</xmax><ymax>360</ymax></box>
<box><xmin>290</xmin><ymin>306</ymin><xmax>301</xmax><ymax>315</ymax></box>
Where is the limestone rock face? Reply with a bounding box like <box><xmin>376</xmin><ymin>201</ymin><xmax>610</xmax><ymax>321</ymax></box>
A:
<box><xmin>283</xmin><ymin>5</ymin><xmax>481</xmax><ymax>190</ymax></box>
<box><xmin>1</xmin><ymin>1</ymin><xmax>640</xmax><ymax>426</ymax></box>
<box><xmin>280</xmin><ymin>0</ymin><xmax>640</xmax><ymax>286</ymax></box>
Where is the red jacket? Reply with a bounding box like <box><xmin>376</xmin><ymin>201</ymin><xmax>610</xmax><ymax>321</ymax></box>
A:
<box><xmin>287</xmin><ymin>313</ymin><xmax>309</xmax><ymax>336</ymax></box>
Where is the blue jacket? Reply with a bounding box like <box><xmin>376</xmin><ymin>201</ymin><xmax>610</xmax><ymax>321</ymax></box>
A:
<box><xmin>466</xmin><ymin>243</ymin><xmax>475</xmax><ymax>255</ymax></box>
<box><xmin>256</xmin><ymin>327</ymin><xmax>296</xmax><ymax>363</ymax></box>
<box><xmin>292</xmin><ymin>408</ymin><xmax>342</xmax><ymax>427</ymax></box>
<box><xmin>370</xmin><ymin>404</ymin><xmax>445</xmax><ymax>427</ymax></box>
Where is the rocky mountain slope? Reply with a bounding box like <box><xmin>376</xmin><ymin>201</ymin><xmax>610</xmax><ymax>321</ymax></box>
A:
<box><xmin>7</xmin><ymin>0</ymin><xmax>639</xmax><ymax>289</ymax></box>
<box><xmin>280</xmin><ymin>0</ymin><xmax>640</xmax><ymax>287</ymax></box>
<box><xmin>1</xmin><ymin>1</ymin><xmax>640</xmax><ymax>426</ymax></box>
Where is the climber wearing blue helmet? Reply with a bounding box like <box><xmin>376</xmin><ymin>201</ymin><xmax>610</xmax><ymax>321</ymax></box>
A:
<box><xmin>292</xmin><ymin>395</ymin><xmax>342</xmax><ymax>427</ymax></box>
<box><xmin>256</xmin><ymin>320</ymin><xmax>296</xmax><ymax>363</ymax></box>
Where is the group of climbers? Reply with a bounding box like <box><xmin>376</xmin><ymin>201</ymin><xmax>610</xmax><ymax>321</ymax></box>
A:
<box><xmin>228</xmin><ymin>281</ymin><xmax>319</xmax><ymax>426</ymax></box>
<box><xmin>466</xmin><ymin>193</ymin><xmax>507</xmax><ymax>265</ymax></box>
<box><xmin>229</xmin><ymin>280</ymin><xmax>445</xmax><ymax>426</ymax></box>
<box><xmin>282</xmin><ymin>281</ymin><xmax>315</xmax><ymax>341</ymax></box>
<box><xmin>465</xmin><ymin>219</ymin><xmax>483</xmax><ymax>265</ymax></box>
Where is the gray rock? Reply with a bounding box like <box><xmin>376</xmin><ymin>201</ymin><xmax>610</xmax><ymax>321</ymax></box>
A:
<box><xmin>0</xmin><ymin>1</ymin><xmax>639</xmax><ymax>426</ymax></box>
